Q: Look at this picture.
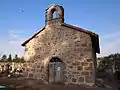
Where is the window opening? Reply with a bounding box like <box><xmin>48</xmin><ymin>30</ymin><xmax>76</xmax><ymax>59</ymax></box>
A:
<box><xmin>53</xmin><ymin>11</ymin><xmax>56</xmax><ymax>18</ymax></box>
<box><xmin>51</xmin><ymin>9</ymin><xmax>56</xmax><ymax>19</ymax></box>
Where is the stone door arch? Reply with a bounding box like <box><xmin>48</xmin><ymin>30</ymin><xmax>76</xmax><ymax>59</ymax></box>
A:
<box><xmin>48</xmin><ymin>57</ymin><xmax>64</xmax><ymax>83</ymax></box>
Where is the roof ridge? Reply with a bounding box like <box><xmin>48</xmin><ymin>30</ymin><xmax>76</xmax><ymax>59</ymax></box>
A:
<box><xmin>61</xmin><ymin>23</ymin><xmax>98</xmax><ymax>36</ymax></box>
<box><xmin>21</xmin><ymin>26</ymin><xmax>45</xmax><ymax>46</ymax></box>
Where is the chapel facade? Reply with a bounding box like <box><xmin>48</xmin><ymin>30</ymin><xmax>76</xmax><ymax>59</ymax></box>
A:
<box><xmin>21</xmin><ymin>4</ymin><xmax>100</xmax><ymax>85</ymax></box>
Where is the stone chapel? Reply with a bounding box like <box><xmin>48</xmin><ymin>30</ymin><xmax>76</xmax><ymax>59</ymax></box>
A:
<box><xmin>21</xmin><ymin>4</ymin><xmax>100</xmax><ymax>85</ymax></box>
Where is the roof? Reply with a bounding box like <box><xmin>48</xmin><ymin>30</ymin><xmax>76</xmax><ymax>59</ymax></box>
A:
<box><xmin>61</xmin><ymin>23</ymin><xmax>98</xmax><ymax>36</ymax></box>
<box><xmin>21</xmin><ymin>23</ymin><xmax>100</xmax><ymax>53</ymax></box>
<box><xmin>21</xmin><ymin>27</ymin><xmax>45</xmax><ymax>46</ymax></box>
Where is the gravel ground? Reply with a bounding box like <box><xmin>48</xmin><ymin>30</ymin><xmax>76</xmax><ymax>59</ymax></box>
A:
<box><xmin>0</xmin><ymin>77</ymin><xmax>119</xmax><ymax>90</ymax></box>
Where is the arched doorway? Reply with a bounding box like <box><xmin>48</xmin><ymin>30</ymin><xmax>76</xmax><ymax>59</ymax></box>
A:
<box><xmin>48</xmin><ymin>57</ymin><xmax>64</xmax><ymax>84</ymax></box>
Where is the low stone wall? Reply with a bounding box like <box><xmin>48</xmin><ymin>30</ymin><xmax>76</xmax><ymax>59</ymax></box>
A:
<box><xmin>0</xmin><ymin>62</ymin><xmax>26</xmax><ymax>72</ymax></box>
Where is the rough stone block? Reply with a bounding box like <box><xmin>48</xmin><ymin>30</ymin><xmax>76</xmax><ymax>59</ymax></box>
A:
<box><xmin>81</xmin><ymin>71</ymin><xmax>89</xmax><ymax>75</ymax></box>
<box><xmin>31</xmin><ymin>68</ymin><xmax>35</xmax><ymax>72</ymax></box>
<box><xmin>37</xmin><ymin>65</ymin><xmax>40</xmax><ymax>68</ymax></box>
<box><xmin>69</xmin><ymin>66</ymin><xmax>73</xmax><ymax>68</ymax></box>
<box><xmin>72</xmin><ymin>62</ymin><xmax>80</xmax><ymax>66</ymax></box>
<box><xmin>67</xmin><ymin>61</ymin><xmax>70</xmax><ymax>63</ymax></box>
<box><xmin>89</xmin><ymin>63</ymin><xmax>93</xmax><ymax>67</ymax></box>
<box><xmin>84</xmin><ymin>66</ymin><xmax>92</xmax><ymax>70</ymax></box>
<box><xmin>41</xmin><ymin>66</ymin><xmax>44</xmax><ymax>69</ymax></box>
<box><xmin>81</xmin><ymin>43</ymin><xmax>87</xmax><ymax>47</ymax></box>
<box><xmin>64</xmin><ymin>71</ymin><xmax>67</xmax><ymax>74</ymax></box>
<box><xmin>73</xmin><ymin>72</ymin><xmax>79</xmax><ymax>74</ymax></box>
<box><xmin>72</xmin><ymin>78</ymin><xmax>77</xmax><ymax>83</ymax></box>
<box><xmin>77</xmin><ymin>66</ymin><xmax>83</xmax><ymax>70</ymax></box>
<box><xmin>26</xmin><ymin>68</ymin><xmax>31</xmax><ymax>72</ymax></box>
<box><xmin>75</xmin><ymin>41</ymin><xmax>80</xmax><ymax>46</ymax></box>
<box><xmin>23</xmin><ymin>72</ymin><xmax>28</xmax><ymax>77</ymax></box>
<box><xmin>29</xmin><ymin>73</ymin><xmax>34</xmax><ymax>78</ymax></box>
<box><xmin>86</xmin><ymin>59</ymin><xmax>93</xmax><ymax>62</ymax></box>
<box><xmin>23</xmin><ymin>63</ymin><xmax>27</xmax><ymax>67</ymax></box>
<box><xmin>78</xmin><ymin>77</ymin><xmax>84</xmax><ymax>82</ymax></box>
<box><xmin>81</xmin><ymin>62</ymin><xmax>88</xmax><ymax>66</ymax></box>
<box><xmin>80</xmin><ymin>53</ymin><xmax>84</xmax><ymax>56</ymax></box>
<box><xmin>85</xmin><ymin>76</ymin><xmax>93</xmax><ymax>83</ymax></box>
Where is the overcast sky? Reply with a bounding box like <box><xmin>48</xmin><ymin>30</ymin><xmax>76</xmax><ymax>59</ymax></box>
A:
<box><xmin>0</xmin><ymin>0</ymin><xmax>120</xmax><ymax>57</ymax></box>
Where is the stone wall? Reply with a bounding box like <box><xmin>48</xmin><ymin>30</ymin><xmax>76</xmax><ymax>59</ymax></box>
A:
<box><xmin>23</xmin><ymin>24</ymin><xmax>95</xmax><ymax>85</ymax></box>
<box><xmin>0</xmin><ymin>62</ymin><xmax>26</xmax><ymax>72</ymax></box>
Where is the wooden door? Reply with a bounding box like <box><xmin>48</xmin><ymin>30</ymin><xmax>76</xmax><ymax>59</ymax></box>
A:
<box><xmin>49</xmin><ymin>62</ymin><xmax>55</xmax><ymax>83</ymax></box>
<box><xmin>49</xmin><ymin>58</ymin><xmax>64</xmax><ymax>83</ymax></box>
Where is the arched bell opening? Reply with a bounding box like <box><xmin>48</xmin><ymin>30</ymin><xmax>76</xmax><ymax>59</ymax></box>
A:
<box><xmin>48</xmin><ymin>57</ymin><xmax>65</xmax><ymax>84</ymax></box>
<box><xmin>51</xmin><ymin>8</ymin><xmax>57</xmax><ymax>19</ymax></box>
<box><xmin>45</xmin><ymin>4</ymin><xmax>64</xmax><ymax>25</ymax></box>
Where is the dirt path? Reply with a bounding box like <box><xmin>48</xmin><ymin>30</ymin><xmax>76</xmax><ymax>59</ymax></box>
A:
<box><xmin>0</xmin><ymin>77</ymin><xmax>118</xmax><ymax>90</ymax></box>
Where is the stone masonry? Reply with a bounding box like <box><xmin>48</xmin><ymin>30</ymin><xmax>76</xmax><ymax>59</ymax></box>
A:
<box><xmin>21</xmin><ymin>4</ymin><xmax>100</xmax><ymax>85</ymax></box>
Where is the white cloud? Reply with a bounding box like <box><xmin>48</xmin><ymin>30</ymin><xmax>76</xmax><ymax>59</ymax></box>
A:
<box><xmin>0</xmin><ymin>29</ymin><xmax>25</xmax><ymax>57</ymax></box>
<box><xmin>97</xmin><ymin>31</ymin><xmax>120</xmax><ymax>57</ymax></box>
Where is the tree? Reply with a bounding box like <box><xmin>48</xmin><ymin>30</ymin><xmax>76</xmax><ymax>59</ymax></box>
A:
<box><xmin>7</xmin><ymin>54</ymin><xmax>12</xmax><ymax>61</ymax></box>
<box><xmin>15</xmin><ymin>54</ymin><xmax>18</xmax><ymax>60</ymax></box>
<box><xmin>13</xmin><ymin>54</ymin><xmax>18</xmax><ymax>61</ymax></box>
<box><xmin>1</xmin><ymin>54</ymin><xmax>7</xmax><ymax>61</ymax></box>
<box><xmin>20</xmin><ymin>56</ymin><xmax>25</xmax><ymax>62</ymax></box>
<box><xmin>97</xmin><ymin>53</ymin><xmax>120</xmax><ymax>69</ymax></box>
<box><xmin>13</xmin><ymin>54</ymin><xmax>21</xmax><ymax>62</ymax></box>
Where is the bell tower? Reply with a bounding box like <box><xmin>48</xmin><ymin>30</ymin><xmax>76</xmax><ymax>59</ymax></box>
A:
<box><xmin>45</xmin><ymin>4</ymin><xmax>64</xmax><ymax>25</ymax></box>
